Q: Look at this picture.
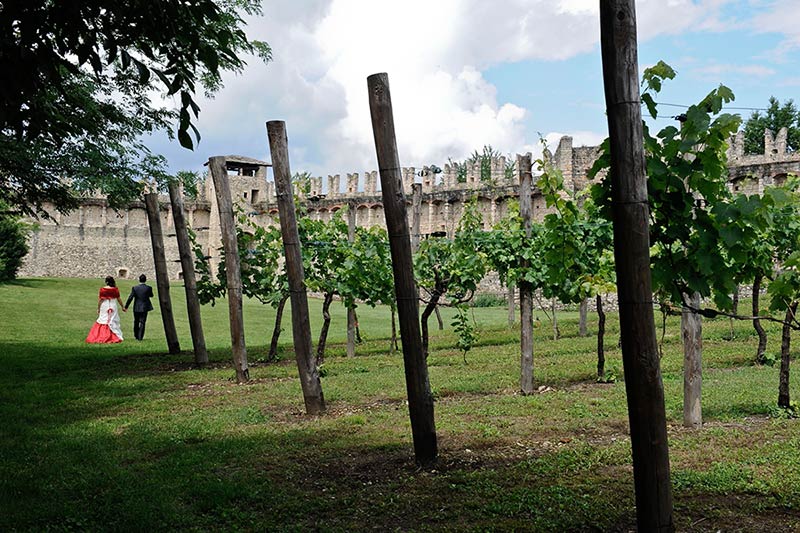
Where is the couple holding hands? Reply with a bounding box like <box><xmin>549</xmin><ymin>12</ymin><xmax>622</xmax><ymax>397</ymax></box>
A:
<box><xmin>85</xmin><ymin>274</ymin><xmax>154</xmax><ymax>344</ymax></box>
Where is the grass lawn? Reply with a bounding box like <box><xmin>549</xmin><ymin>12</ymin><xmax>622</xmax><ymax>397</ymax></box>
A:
<box><xmin>2</xmin><ymin>277</ymin><xmax>800</xmax><ymax>531</ymax></box>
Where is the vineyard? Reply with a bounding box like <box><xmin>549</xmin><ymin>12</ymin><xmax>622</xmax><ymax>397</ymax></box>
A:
<box><xmin>1</xmin><ymin>278</ymin><xmax>799</xmax><ymax>530</ymax></box>
<box><xmin>4</xmin><ymin>1</ymin><xmax>800</xmax><ymax>530</ymax></box>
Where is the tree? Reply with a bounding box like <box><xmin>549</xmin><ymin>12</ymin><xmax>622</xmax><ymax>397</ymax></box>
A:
<box><xmin>743</xmin><ymin>97</ymin><xmax>800</xmax><ymax>154</ymax></box>
<box><xmin>414</xmin><ymin>200</ymin><xmax>488</xmax><ymax>358</ymax></box>
<box><xmin>536</xmin><ymin>158</ymin><xmax>615</xmax><ymax>378</ymax></box>
<box><xmin>591</xmin><ymin>61</ymin><xmax>742</xmax><ymax>428</ymax></box>
<box><xmin>0</xmin><ymin>0</ymin><xmax>271</xmax><ymax>217</ymax></box>
<box><xmin>0</xmin><ymin>204</ymin><xmax>30</xmax><ymax>282</ymax></box>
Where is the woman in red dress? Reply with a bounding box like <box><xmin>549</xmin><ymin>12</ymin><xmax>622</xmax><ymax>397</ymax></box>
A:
<box><xmin>86</xmin><ymin>276</ymin><xmax>127</xmax><ymax>343</ymax></box>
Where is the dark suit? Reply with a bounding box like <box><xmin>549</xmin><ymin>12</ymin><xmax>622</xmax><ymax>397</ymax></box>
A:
<box><xmin>125</xmin><ymin>283</ymin><xmax>154</xmax><ymax>340</ymax></box>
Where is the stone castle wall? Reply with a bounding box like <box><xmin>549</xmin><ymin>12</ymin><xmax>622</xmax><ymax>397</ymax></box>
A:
<box><xmin>19</xmin><ymin>130</ymin><xmax>800</xmax><ymax>280</ymax></box>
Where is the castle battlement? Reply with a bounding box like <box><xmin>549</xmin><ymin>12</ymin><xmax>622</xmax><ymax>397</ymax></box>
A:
<box><xmin>19</xmin><ymin>132</ymin><xmax>800</xmax><ymax>280</ymax></box>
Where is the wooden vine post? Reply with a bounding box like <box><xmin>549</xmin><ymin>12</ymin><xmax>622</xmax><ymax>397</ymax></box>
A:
<box><xmin>144</xmin><ymin>192</ymin><xmax>180</xmax><ymax>354</ymax></box>
<box><xmin>411</xmin><ymin>183</ymin><xmax>422</xmax><ymax>252</ymax></box>
<box><xmin>599</xmin><ymin>1</ymin><xmax>674</xmax><ymax>530</ymax></box>
<box><xmin>682</xmin><ymin>292</ymin><xmax>702</xmax><ymax>428</ymax></box>
<box><xmin>347</xmin><ymin>202</ymin><xmax>357</xmax><ymax>358</ymax></box>
<box><xmin>367</xmin><ymin>72</ymin><xmax>437</xmax><ymax>466</ymax></box>
<box><xmin>267</xmin><ymin>120</ymin><xmax>326</xmax><ymax>415</ymax></box>
<box><xmin>208</xmin><ymin>157</ymin><xmax>249</xmax><ymax>383</ymax></box>
<box><xmin>168</xmin><ymin>183</ymin><xmax>209</xmax><ymax>365</ymax></box>
<box><xmin>518</xmin><ymin>153</ymin><xmax>534</xmax><ymax>395</ymax></box>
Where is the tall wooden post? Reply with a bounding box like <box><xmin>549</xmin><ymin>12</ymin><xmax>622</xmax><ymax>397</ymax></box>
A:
<box><xmin>267</xmin><ymin>120</ymin><xmax>326</xmax><ymax>415</ymax></box>
<box><xmin>579</xmin><ymin>298</ymin><xmax>589</xmax><ymax>337</ymax></box>
<box><xmin>168</xmin><ymin>183</ymin><xmax>208</xmax><ymax>365</ymax></box>
<box><xmin>368</xmin><ymin>72</ymin><xmax>437</xmax><ymax>466</ymax></box>
<box><xmin>518</xmin><ymin>153</ymin><xmax>534</xmax><ymax>395</ymax></box>
<box><xmin>144</xmin><ymin>192</ymin><xmax>180</xmax><ymax>354</ymax></box>
<box><xmin>682</xmin><ymin>292</ymin><xmax>702</xmax><ymax>428</ymax></box>
<box><xmin>208</xmin><ymin>157</ymin><xmax>249</xmax><ymax>383</ymax></box>
<box><xmin>411</xmin><ymin>183</ymin><xmax>422</xmax><ymax>252</ymax></box>
<box><xmin>600</xmin><ymin>1</ymin><xmax>674</xmax><ymax>530</ymax></box>
<box><xmin>507</xmin><ymin>283</ymin><xmax>516</xmax><ymax>328</ymax></box>
<box><xmin>347</xmin><ymin>203</ymin><xmax>357</xmax><ymax>358</ymax></box>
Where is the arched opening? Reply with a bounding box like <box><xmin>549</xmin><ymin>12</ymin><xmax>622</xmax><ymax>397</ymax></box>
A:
<box><xmin>117</xmin><ymin>268</ymin><xmax>129</xmax><ymax>279</ymax></box>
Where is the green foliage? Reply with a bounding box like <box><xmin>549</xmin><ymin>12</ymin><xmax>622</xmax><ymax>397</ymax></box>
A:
<box><xmin>590</xmin><ymin>61</ymin><xmax>743</xmax><ymax>310</ymax></box>
<box><xmin>743</xmin><ymin>97</ymin><xmax>800</xmax><ymax>154</ymax></box>
<box><xmin>536</xmin><ymin>151</ymin><xmax>615</xmax><ymax>305</ymax></box>
<box><xmin>471</xmin><ymin>293</ymin><xmax>507</xmax><ymax>308</ymax></box>
<box><xmin>769</xmin><ymin>401</ymin><xmax>800</xmax><ymax>419</ymax></box>
<box><xmin>415</xmin><ymin>200</ymin><xmax>489</xmax><ymax>305</ymax></box>
<box><xmin>449</xmin><ymin>145</ymin><xmax>508</xmax><ymax>184</ymax></box>
<box><xmin>478</xmin><ymin>201</ymin><xmax>547</xmax><ymax>291</ymax></box>
<box><xmin>451</xmin><ymin>305</ymin><xmax>477</xmax><ymax>361</ymax></box>
<box><xmin>0</xmin><ymin>205</ymin><xmax>31</xmax><ymax>282</ymax></box>
<box><xmin>1</xmin><ymin>0</ymin><xmax>271</xmax><ymax>216</ymax></box>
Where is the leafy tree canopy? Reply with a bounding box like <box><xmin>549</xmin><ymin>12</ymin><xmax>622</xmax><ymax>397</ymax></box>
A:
<box><xmin>0</xmin><ymin>0</ymin><xmax>271</xmax><ymax>217</ymax></box>
<box><xmin>742</xmin><ymin>97</ymin><xmax>800</xmax><ymax>154</ymax></box>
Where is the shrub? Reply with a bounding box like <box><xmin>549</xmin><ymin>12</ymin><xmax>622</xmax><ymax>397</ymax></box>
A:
<box><xmin>472</xmin><ymin>293</ymin><xmax>507</xmax><ymax>308</ymax></box>
<box><xmin>0</xmin><ymin>207</ymin><xmax>30</xmax><ymax>283</ymax></box>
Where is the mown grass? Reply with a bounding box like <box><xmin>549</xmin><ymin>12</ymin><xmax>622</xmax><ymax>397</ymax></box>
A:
<box><xmin>1</xmin><ymin>278</ymin><xmax>799</xmax><ymax>531</ymax></box>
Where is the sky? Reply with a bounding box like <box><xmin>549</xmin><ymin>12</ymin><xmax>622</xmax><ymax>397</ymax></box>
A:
<box><xmin>149</xmin><ymin>0</ymin><xmax>800</xmax><ymax>181</ymax></box>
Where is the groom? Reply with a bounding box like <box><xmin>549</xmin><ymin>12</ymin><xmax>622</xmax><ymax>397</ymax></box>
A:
<box><xmin>124</xmin><ymin>274</ymin><xmax>154</xmax><ymax>341</ymax></box>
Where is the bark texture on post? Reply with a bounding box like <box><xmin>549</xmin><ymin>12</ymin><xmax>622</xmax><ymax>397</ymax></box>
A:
<box><xmin>267</xmin><ymin>120</ymin><xmax>326</xmax><ymax>415</ymax></box>
<box><xmin>599</xmin><ymin>1</ymin><xmax>674</xmax><ymax>530</ymax></box>
<box><xmin>208</xmin><ymin>157</ymin><xmax>249</xmax><ymax>383</ymax></box>
<box><xmin>682</xmin><ymin>292</ymin><xmax>703</xmax><ymax>428</ymax></box>
<box><xmin>144</xmin><ymin>192</ymin><xmax>180</xmax><ymax>355</ymax></box>
<box><xmin>507</xmin><ymin>283</ymin><xmax>516</xmax><ymax>328</ymax></box>
<box><xmin>579</xmin><ymin>298</ymin><xmax>589</xmax><ymax>337</ymax></box>
<box><xmin>778</xmin><ymin>301</ymin><xmax>797</xmax><ymax>408</ymax></box>
<box><xmin>753</xmin><ymin>275</ymin><xmax>768</xmax><ymax>363</ymax></box>
<box><xmin>368</xmin><ymin>72</ymin><xmax>437</xmax><ymax>466</ymax></box>
<box><xmin>168</xmin><ymin>183</ymin><xmax>208</xmax><ymax>365</ymax></box>
<box><xmin>518</xmin><ymin>153</ymin><xmax>534</xmax><ymax>395</ymax></box>
<box><xmin>347</xmin><ymin>204</ymin><xmax>357</xmax><ymax>358</ymax></box>
<box><xmin>411</xmin><ymin>183</ymin><xmax>422</xmax><ymax>252</ymax></box>
<box><xmin>596</xmin><ymin>295</ymin><xmax>606</xmax><ymax>379</ymax></box>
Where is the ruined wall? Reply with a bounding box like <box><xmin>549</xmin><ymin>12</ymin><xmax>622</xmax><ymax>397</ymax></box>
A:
<box><xmin>19</xmin><ymin>131</ymin><xmax>800</xmax><ymax>279</ymax></box>
<box><xmin>19</xmin><ymin>198</ymin><xmax>211</xmax><ymax>281</ymax></box>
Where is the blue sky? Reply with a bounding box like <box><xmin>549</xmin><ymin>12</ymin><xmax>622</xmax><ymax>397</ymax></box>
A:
<box><xmin>150</xmin><ymin>0</ymin><xmax>800</xmax><ymax>180</ymax></box>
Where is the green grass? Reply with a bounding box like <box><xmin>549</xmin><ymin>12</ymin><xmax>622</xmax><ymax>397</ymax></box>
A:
<box><xmin>1</xmin><ymin>278</ymin><xmax>799</xmax><ymax>531</ymax></box>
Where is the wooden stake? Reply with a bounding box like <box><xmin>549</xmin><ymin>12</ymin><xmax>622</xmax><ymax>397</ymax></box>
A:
<box><xmin>507</xmin><ymin>283</ymin><xmax>516</xmax><ymax>328</ymax></box>
<box><xmin>347</xmin><ymin>203</ymin><xmax>357</xmax><ymax>358</ymax></box>
<box><xmin>579</xmin><ymin>298</ymin><xmax>588</xmax><ymax>337</ymax></box>
<box><xmin>168</xmin><ymin>183</ymin><xmax>208</xmax><ymax>365</ymax></box>
<box><xmin>682</xmin><ymin>292</ymin><xmax>702</xmax><ymax>428</ymax></box>
<box><xmin>144</xmin><ymin>192</ymin><xmax>180</xmax><ymax>355</ymax></box>
<box><xmin>518</xmin><ymin>153</ymin><xmax>534</xmax><ymax>395</ymax></box>
<box><xmin>267</xmin><ymin>120</ymin><xmax>326</xmax><ymax>415</ymax></box>
<box><xmin>368</xmin><ymin>72</ymin><xmax>437</xmax><ymax>466</ymax></box>
<box><xmin>411</xmin><ymin>183</ymin><xmax>422</xmax><ymax>252</ymax></box>
<box><xmin>208</xmin><ymin>157</ymin><xmax>249</xmax><ymax>383</ymax></box>
<box><xmin>600</xmin><ymin>1</ymin><xmax>674</xmax><ymax>529</ymax></box>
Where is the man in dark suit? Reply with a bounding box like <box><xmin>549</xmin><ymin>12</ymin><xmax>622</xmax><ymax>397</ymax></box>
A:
<box><xmin>124</xmin><ymin>274</ymin><xmax>154</xmax><ymax>341</ymax></box>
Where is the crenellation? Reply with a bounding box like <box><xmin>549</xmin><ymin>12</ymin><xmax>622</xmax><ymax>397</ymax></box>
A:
<box><xmin>19</xmin><ymin>133</ymin><xmax>800</xmax><ymax>279</ymax></box>
<box><xmin>775</xmin><ymin>127</ymin><xmax>788</xmax><ymax>156</ymax></box>
<box><xmin>328</xmin><ymin>174</ymin><xmax>341</xmax><ymax>198</ymax></box>
<box><xmin>347</xmin><ymin>173</ymin><xmax>359</xmax><ymax>195</ymax></box>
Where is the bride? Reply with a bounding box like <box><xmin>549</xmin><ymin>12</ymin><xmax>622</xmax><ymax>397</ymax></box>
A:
<box><xmin>86</xmin><ymin>276</ymin><xmax>127</xmax><ymax>343</ymax></box>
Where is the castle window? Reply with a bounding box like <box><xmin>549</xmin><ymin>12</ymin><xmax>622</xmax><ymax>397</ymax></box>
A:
<box><xmin>251</xmin><ymin>189</ymin><xmax>260</xmax><ymax>203</ymax></box>
<box><xmin>118</xmin><ymin>268</ymin><xmax>129</xmax><ymax>279</ymax></box>
<box><xmin>243</xmin><ymin>191</ymin><xmax>248</xmax><ymax>199</ymax></box>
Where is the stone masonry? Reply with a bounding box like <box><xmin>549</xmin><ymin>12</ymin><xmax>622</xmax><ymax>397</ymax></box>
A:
<box><xmin>19</xmin><ymin>130</ymin><xmax>800</xmax><ymax>280</ymax></box>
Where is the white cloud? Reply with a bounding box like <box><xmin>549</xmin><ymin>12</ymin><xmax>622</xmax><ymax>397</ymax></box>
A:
<box><xmin>150</xmin><ymin>0</ymin><xmax>740</xmax><ymax>178</ymax></box>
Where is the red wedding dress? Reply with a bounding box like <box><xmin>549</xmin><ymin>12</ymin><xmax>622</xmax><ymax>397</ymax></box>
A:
<box><xmin>86</xmin><ymin>287</ymin><xmax>124</xmax><ymax>343</ymax></box>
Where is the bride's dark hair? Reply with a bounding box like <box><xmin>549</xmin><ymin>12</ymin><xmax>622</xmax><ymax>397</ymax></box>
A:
<box><xmin>105</xmin><ymin>276</ymin><xmax>116</xmax><ymax>287</ymax></box>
